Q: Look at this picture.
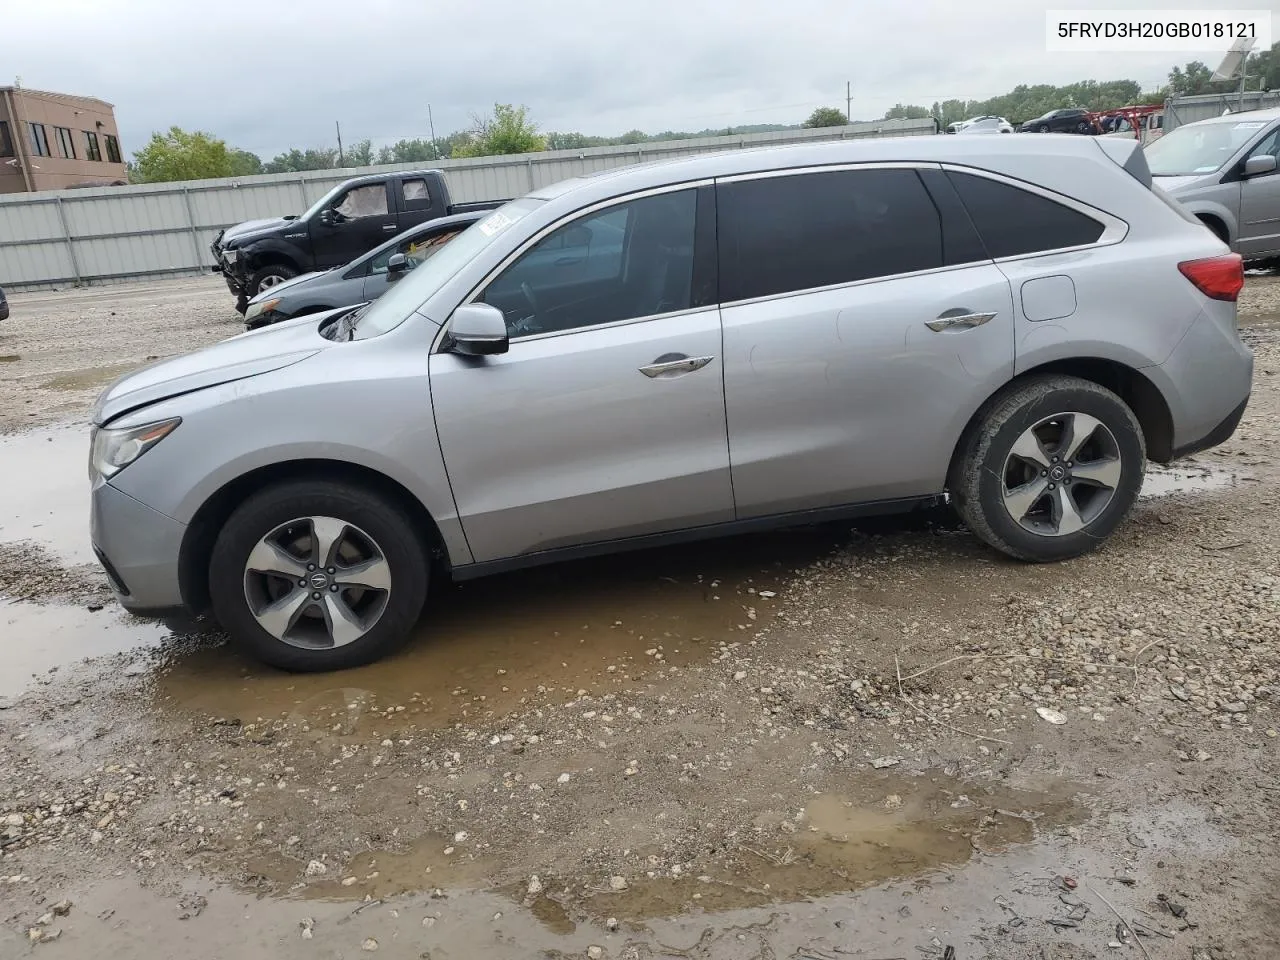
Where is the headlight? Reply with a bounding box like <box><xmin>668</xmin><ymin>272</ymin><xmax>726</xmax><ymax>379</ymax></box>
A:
<box><xmin>223</xmin><ymin>248</ymin><xmax>239</xmax><ymax>265</ymax></box>
<box><xmin>244</xmin><ymin>297</ymin><xmax>281</xmax><ymax>321</ymax></box>
<box><xmin>90</xmin><ymin>419</ymin><xmax>181</xmax><ymax>480</ymax></box>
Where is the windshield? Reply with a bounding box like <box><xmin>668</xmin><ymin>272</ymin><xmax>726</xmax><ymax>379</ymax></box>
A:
<box><xmin>1146</xmin><ymin>119</ymin><xmax>1272</xmax><ymax>176</ymax></box>
<box><xmin>351</xmin><ymin>198</ymin><xmax>545</xmax><ymax>339</ymax></box>
<box><xmin>299</xmin><ymin>182</ymin><xmax>347</xmax><ymax>222</ymax></box>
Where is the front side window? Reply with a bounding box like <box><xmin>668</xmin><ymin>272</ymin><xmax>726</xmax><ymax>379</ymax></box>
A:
<box><xmin>946</xmin><ymin>171</ymin><xmax>1105</xmax><ymax>259</ymax></box>
<box><xmin>105</xmin><ymin>134</ymin><xmax>122</xmax><ymax>164</ymax></box>
<box><xmin>717</xmin><ymin>168</ymin><xmax>943</xmax><ymax>303</ymax></box>
<box><xmin>334</xmin><ymin>183</ymin><xmax>389</xmax><ymax>219</ymax></box>
<box><xmin>481</xmin><ymin>189</ymin><xmax>697</xmax><ymax>338</ymax></box>
<box><xmin>1145</xmin><ymin>120</ymin><xmax>1274</xmax><ymax>176</ymax></box>
<box><xmin>29</xmin><ymin>123</ymin><xmax>50</xmax><ymax>157</ymax></box>
<box><xmin>83</xmin><ymin>130</ymin><xmax>101</xmax><ymax>161</ymax></box>
<box><xmin>370</xmin><ymin>226</ymin><xmax>466</xmax><ymax>274</ymax></box>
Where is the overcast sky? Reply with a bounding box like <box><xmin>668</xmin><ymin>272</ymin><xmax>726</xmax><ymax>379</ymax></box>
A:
<box><xmin>0</xmin><ymin>0</ymin><xmax>1270</xmax><ymax>159</ymax></box>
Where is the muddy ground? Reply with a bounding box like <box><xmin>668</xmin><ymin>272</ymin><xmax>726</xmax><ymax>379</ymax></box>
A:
<box><xmin>1</xmin><ymin>277</ymin><xmax>1278</xmax><ymax>960</ymax></box>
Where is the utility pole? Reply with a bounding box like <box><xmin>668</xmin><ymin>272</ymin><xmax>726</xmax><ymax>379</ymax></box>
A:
<box><xmin>335</xmin><ymin>120</ymin><xmax>344</xmax><ymax>167</ymax></box>
<box><xmin>846</xmin><ymin>81</ymin><xmax>852</xmax><ymax>122</ymax></box>
<box><xmin>428</xmin><ymin>103</ymin><xmax>437</xmax><ymax>153</ymax></box>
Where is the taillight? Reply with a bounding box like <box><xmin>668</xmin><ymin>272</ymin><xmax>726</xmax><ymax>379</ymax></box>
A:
<box><xmin>1178</xmin><ymin>254</ymin><xmax>1244</xmax><ymax>302</ymax></box>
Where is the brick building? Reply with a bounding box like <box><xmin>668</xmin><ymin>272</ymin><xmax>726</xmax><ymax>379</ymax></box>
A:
<box><xmin>0</xmin><ymin>86</ymin><xmax>129</xmax><ymax>193</ymax></box>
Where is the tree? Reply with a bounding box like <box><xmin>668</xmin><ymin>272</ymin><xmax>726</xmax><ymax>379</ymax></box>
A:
<box><xmin>344</xmin><ymin>138</ymin><xmax>374</xmax><ymax>167</ymax></box>
<box><xmin>802</xmin><ymin>107</ymin><xmax>847</xmax><ymax>128</ymax></box>
<box><xmin>1168</xmin><ymin>61</ymin><xmax>1218</xmax><ymax>96</ymax></box>
<box><xmin>228</xmin><ymin>149</ymin><xmax>262</xmax><ymax>177</ymax></box>
<box><xmin>375</xmin><ymin>138</ymin><xmax>443</xmax><ymax>164</ymax></box>
<box><xmin>452</xmin><ymin>103</ymin><xmax>546</xmax><ymax>158</ymax></box>
<box><xmin>130</xmin><ymin>127</ymin><xmax>234</xmax><ymax>183</ymax></box>
<box><xmin>883</xmin><ymin>103</ymin><xmax>932</xmax><ymax>120</ymax></box>
<box><xmin>263</xmin><ymin>147</ymin><xmax>338</xmax><ymax>173</ymax></box>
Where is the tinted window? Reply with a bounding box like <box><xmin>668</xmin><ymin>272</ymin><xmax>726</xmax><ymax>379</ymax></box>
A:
<box><xmin>482</xmin><ymin>190</ymin><xmax>697</xmax><ymax>338</ymax></box>
<box><xmin>717</xmin><ymin>169</ymin><xmax>943</xmax><ymax>302</ymax></box>
<box><xmin>946</xmin><ymin>171</ymin><xmax>1104</xmax><ymax>259</ymax></box>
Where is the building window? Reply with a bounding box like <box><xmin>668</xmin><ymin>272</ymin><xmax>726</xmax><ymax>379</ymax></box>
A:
<box><xmin>0</xmin><ymin>120</ymin><xmax>13</xmax><ymax>158</ymax></box>
<box><xmin>105</xmin><ymin>134</ymin><xmax>122</xmax><ymax>164</ymax></box>
<box><xmin>29</xmin><ymin>122</ymin><xmax>51</xmax><ymax>157</ymax></box>
<box><xmin>84</xmin><ymin>130</ymin><xmax>102</xmax><ymax>162</ymax></box>
<box><xmin>54</xmin><ymin>126</ymin><xmax>76</xmax><ymax>160</ymax></box>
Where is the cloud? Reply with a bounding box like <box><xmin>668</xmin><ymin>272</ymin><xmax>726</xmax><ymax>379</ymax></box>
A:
<box><xmin>0</xmin><ymin>0</ymin><xmax>1249</xmax><ymax>159</ymax></box>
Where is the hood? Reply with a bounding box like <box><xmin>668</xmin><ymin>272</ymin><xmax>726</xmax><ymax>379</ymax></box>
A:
<box><xmin>1152</xmin><ymin>173</ymin><xmax>1216</xmax><ymax>193</ymax></box>
<box><xmin>221</xmin><ymin>216</ymin><xmax>297</xmax><ymax>247</ymax></box>
<box><xmin>92</xmin><ymin>317</ymin><xmax>332</xmax><ymax>425</ymax></box>
<box><xmin>247</xmin><ymin>270</ymin><xmax>327</xmax><ymax>302</ymax></box>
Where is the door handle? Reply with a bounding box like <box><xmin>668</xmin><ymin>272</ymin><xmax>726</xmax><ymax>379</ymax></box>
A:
<box><xmin>638</xmin><ymin>355</ymin><xmax>714</xmax><ymax>378</ymax></box>
<box><xmin>382</xmin><ymin>224</ymin><xmax>398</xmax><ymax>231</ymax></box>
<box><xmin>925</xmin><ymin>310</ymin><xmax>997</xmax><ymax>332</ymax></box>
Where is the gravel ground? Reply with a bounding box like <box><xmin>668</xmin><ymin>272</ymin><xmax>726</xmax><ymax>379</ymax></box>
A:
<box><xmin>0</xmin><ymin>277</ymin><xmax>1278</xmax><ymax>959</ymax></box>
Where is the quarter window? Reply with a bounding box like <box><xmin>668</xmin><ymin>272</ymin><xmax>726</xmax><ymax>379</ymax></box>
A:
<box><xmin>481</xmin><ymin>189</ymin><xmax>698</xmax><ymax>338</ymax></box>
<box><xmin>946</xmin><ymin>171</ymin><xmax>1105</xmax><ymax>259</ymax></box>
<box><xmin>29</xmin><ymin>123</ymin><xmax>51</xmax><ymax>157</ymax></box>
<box><xmin>402</xmin><ymin>178</ymin><xmax>432</xmax><ymax>207</ymax></box>
<box><xmin>717</xmin><ymin>168</ymin><xmax>943</xmax><ymax>302</ymax></box>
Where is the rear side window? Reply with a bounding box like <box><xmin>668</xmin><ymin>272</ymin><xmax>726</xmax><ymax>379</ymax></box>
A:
<box><xmin>717</xmin><ymin>168</ymin><xmax>943</xmax><ymax>302</ymax></box>
<box><xmin>946</xmin><ymin>171</ymin><xmax>1105</xmax><ymax>259</ymax></box>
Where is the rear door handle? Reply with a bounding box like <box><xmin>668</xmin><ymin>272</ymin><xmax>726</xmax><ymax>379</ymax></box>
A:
<box><xmin>925</xmin><ymin>310</ymin><xmax>997</xmax><ymax>332</ymax></box>
<box><xmin>639</xmin><ymin>354</ymin><xmax>714</xmax><ymax>378</ymax></box>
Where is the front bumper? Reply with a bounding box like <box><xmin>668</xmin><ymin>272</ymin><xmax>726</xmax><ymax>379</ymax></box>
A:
<box><xmin>91</xmin><ymin>479</ymin><xmax>188</xmax><ymax>614</ymax></box>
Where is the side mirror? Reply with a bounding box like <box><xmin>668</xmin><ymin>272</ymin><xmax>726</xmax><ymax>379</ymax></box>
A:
<box><xmin>446</xmin><ymin>303</ymin><xmax>508</xmax><ymax>356</ymax></box>
<box><xmin>386</xmin><ymin>253</ymin><xmax>408</xmax><ymax>279</ymax></box>
<box><xmin>1244</xmin><ymin>154</ymin><xmax>1278</xmax><ymax>177</ymax></box>
<box><xmin>318</xmin><ymin>209</ymin><xmax>336</xmax><ymax>226</ymax></box>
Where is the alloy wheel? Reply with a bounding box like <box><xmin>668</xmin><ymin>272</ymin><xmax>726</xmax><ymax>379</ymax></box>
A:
<box><xmin>1000</xmin><ymin>412</ymin><xmax>1122</xmax><ymax>537</ymax></box>
<box><xmin>243</xmin><ymin>516</ymin><xmax>392</xmax><ymax>649</ymax></box>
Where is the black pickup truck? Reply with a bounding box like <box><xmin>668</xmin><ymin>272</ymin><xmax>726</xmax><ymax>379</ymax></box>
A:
<box><xmin>211</xmin><ymin>169</ymin><xmax>505</xmax><ymax>311</ymax></box>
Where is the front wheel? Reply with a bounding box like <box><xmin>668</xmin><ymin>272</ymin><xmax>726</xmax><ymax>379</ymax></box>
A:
<box><xmin>208</xmin><ymin>480</ymin><xmax>429</xmax><ymax>671</ymax></box>
<box><xmin>950</xmin><ymin>376</ymin><xmax>1145</xmax><ymax>562</ymax></box>
<box><xmin>248</xmin><ymin>264</ymin><xmax>298</xmax><ymax>298</ymax></box>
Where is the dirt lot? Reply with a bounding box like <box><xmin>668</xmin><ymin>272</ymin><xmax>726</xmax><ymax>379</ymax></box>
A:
<box><xmin>1</xmin><ymin>277</ymin><xmax>1279</xmax><ymax>960</ymax></box>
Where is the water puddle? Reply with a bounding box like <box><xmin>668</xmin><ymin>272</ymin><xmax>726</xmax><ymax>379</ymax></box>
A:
<box><xmin>0</xmin><ymin>424</ymin><xmax>92</xmax><ymax>565</ymax></box>
<box><xmin>1142</xmin><ymin>463</ymin><xmax>1241</xmax><ymax>498</ymax></box>
<box><xmin>0</xmin><ymin>600</ymin><xmax>171</xmax><ymax>698</ymax></box>
<box><xmin>155</xmin><ymin>529</ymin><xmax>843</xmax><ymax>736</ymax></box>
<box><xmin>41</xmin><ymin>362</ymin><xmax>141</xmax><ymax>392</ymax></box>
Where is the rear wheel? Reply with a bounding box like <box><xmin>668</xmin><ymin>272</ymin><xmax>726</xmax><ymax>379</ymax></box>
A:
<box><xmin>950</xmin><ymin>376</ymin><xmax>1145</xmax><ymax>562</ymax></box>
<box><xmin>248</xmin><ymin>264</ymin><xmax>298</xmax><ymax>298</ymax></box>
<box><xmin>209</xmin><ymin>480</ymin><xmax>429</xmax><ymax>671</ymax></box>
<box><xmin>1037</xmin><ymin>123</ymin><xmax>1050</xmax><ymax>133</ymax></box>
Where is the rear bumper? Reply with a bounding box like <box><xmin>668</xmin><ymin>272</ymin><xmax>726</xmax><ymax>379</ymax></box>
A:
<box><xmin>1155</xmin><ymin>308</ymin><xmax>1253</xmax><ymax>461</ymax></box>
<box><xmin>1170</xmin><ymin>395</ymin><xmax>1249</xmax><ymax>460</ymax></box>
<box><xmin>91</xmin><ymin>479</ymin><xmax>188</xmax><ymax>613</ymax></box>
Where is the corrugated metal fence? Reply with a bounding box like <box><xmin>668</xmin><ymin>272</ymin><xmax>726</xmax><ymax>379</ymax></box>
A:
<box><xmin>0</xmin><ymin>118</ymin><xmax>934</xmax><ymax>291</ymax></box>
<box><xmin>1164</xmin><ymin>90</ymin><xmax>1280</xmax><ymax>132</ymax></box>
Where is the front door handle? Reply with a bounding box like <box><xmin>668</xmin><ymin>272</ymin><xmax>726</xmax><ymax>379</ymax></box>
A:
<box><xmin>639</xmin><ymin>354</ymin><xmax>714</xmax><ymax>378</ymax></box>
<box><xmin>382</xmin><ymin>223</ymin><xmax>398</xmax><ymax>231</ymax></box>
<box><xmin>925</xmin><ymin>309</ymin><xmax>997</xmax><ymax>333</ymax></box>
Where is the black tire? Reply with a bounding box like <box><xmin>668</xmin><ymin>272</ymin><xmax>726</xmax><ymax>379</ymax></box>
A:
<box><xmin>1037</xmin><ymin>123</ymin><xmax>1050</xmax><ymax>133</ymax></box>
<box><xmin>248</xmin><ymin>264</ymin><xmax>298</xmax><ymax>298</ymax></box>
<box><xmin>949</xmin><ymin>375</ymin><xmax>1145</xmax><ymax>563</ymax></box>
<box><xmin>208</xmin><ymin>479</ymin><xmax>429</xmax><ymax>671</ymax></box>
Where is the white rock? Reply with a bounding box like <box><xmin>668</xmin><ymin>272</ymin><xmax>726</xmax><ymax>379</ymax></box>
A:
<box><xmin>305</xmin><ymin>860</ymin><xmax>327</xmax><ymax>877</ymax></box>
<box><xmin>557</xmin><ymin>773</ymin><xmax>572</xmax><ymax>784</ymax></box>
<box><xmin>3</xmin><ymin>814</ymin><xmax>22</xmax><ymax>828</ymax></box>
<box><xmin>588</xmin><ymin>947</ymin><xmax>605</xmax><ymax>959</ymax></box>
<box><xmin>362</xmin><ymin>937</ymin><xmax>378</xmax><ymax>952</ymax></box>
<box><xmin>422</xmin><ymin>917</ymin><xmax>436</xmax><ymax>928</ymax></box>
<box><xmin>527</xmin><ymin>875</ymin><xmax>544</xmax><ymax>895</ymax></box>
<box><xmin>609</xmin><ymin>875</ymin><xmax>628</xmax><ymax>891</ymax></box>
<box><xmin>758</xmin><ymin>591</ymin><xmax>777</xmax><ymax>599</ymax></box>
<box><xmin>454</xmin><ymin>830</ymin><xmax>468</xmax><ymax>842</ymax></box>
<box><xmin>1035</xmin><ymin>706</ymin><xmax>1068</xmax><ymax>725</ymax></box>
<box><xmin>606</xmin><ymin>917</ymin><xmax>619</xmax><ymax>931</ymax></box>
<box><xmin>871</xmin><ymin>756</ymin><xmax>901</xmax><ymax>769</ymax></box>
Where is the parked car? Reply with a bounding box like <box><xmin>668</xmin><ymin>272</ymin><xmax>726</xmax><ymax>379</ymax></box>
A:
<box><xmin>1020</xmin><ymin>108</ymin><xmax>1093</xmax><ymax>134</ymax></box>
<box><xmin>1147</xmin><ymin>107</ymin><xmax>1280</xmax><ymax>259</ymax></box>
<box><xmin>242</xmin><ymin>212</ymin><xmax>483</xmax><ymax>330</ymax></box>
<box><xmin>0</xmin><ymin>285</ymin><xmax>7</xmax><ymax>322</ymax></box>
<box><xmin>955</xmin><ymin>117</ymin><xmax>1015</xmax><ymax>135</ymax></box>
<box><xmin>90</xmin><ymin>134</ymin><xmax>1250</xmax><ymax>672</ymax></box>
<box><xmin>211</xmin><ymin>169</ymin><xmax>505</xmax><ymax>311</ymax></box>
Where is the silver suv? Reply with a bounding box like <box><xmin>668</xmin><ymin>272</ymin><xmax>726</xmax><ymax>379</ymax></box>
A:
<box><xmin>90</xmin><ymin>135</ymin><xmax>1251</xmax><ymax>671</ymax></box>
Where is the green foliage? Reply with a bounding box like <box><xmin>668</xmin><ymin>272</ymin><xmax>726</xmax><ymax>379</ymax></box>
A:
<box><xmin>375</xmin><ymin>138</ymin><xmax>444</xmax><ymax>164</ymax></box>
<box><xmin>344</xmin><ymin>139</ymin><xmax>375</xmax><ymax>167</ymax></box>
<box><xmin>263</xmin><ymin>147</ymin><xmax>338</xmax><ymax>174</ymax></box>
<box><xmin>883</xmin><ymin>103</ymin><xmax>933</xmax><ymax>120</ymax></box>
<box><xmin>228</xmin><ymin>149</ymin><xmax>262</xmax><ymax>176</ymax></box>
<box><xmin>130</xmin><ymin>127</ymin><xmax>234</xmax><ymax>183</ymax></box>
<box><xmin>802</xmin><ymin>107</ymin><xmax>848</xmax><ymax>128</ymax></box>
<box><xmin>928</xmin><ymin>79</ymin><xmax>1145</xmax><ymax>127</ymax></box>
<box><xmin>451</xmin><ymin>103</ymin><xmax>546</xmax><ymax>158</ymax></box>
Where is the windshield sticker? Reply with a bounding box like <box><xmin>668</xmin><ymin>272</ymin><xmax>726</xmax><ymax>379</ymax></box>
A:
<box><xmin>478</xmin><ymin>211</ymin><xmax>516</xmax><ymax>237</ymax></box>
<box><xmin>1234</xmin><ymin>121</ymin><xmax>1266</xmax><ymax>130</ymax></box>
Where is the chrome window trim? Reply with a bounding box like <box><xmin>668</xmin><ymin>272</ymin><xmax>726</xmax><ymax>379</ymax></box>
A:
<box><xmin>433</xmin><ymin>179</ymin><xmax>712</xmax><ymax>352</ymax></box>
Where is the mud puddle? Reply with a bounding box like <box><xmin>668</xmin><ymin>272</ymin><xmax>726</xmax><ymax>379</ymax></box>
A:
<box><xmin>1142</xmin><ymin>463</ymin><xmax>1242</xmax><ymax>498</ymax></box>
<box><xmin>0</xmin><ymin>600</ymin><xmax>172</xmax><ymax>698</ymax></box>
<box><xmin>0</xmin><ymin>424</ymin><xmax>92</xmax><ymax>565</ymax></box>
<box><xmin>155</xmin><ymin>528</ymin><xmax>847</xmax><ymax>736</ymax></box>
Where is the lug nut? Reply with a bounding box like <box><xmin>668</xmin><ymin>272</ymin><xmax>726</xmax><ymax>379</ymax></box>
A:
<box><xmin>311</xmin><ymin>592</ymin><xmax>321</xmax><ymax>600</ymax></box>
<box><xmin>330</xmin><ymin>585</ymin><xmax>339</xmax><ymax>592</ymax></box>
<box><xmin>327</xmin><ymin>567</ymin><xmax>335</xmax><ymax>574</ymax></box>
<box><xmin>307</xmin><ymin>564</ymin><xmax>316</xmax><ymax>571</ymax></box>
<box><xmin>1048</xmin><ymin>483</ymin><xmax>1056</xmax><ymax>490</ymax></box>
<box><xmin>1041</xmin><ymin>470</ymin><xmax>1048</xmax><ymax>477</ymax></box>
<box><xmin>298</xmin><ymin>579</ymin><xmax>306</xmax><ymax>587</ymax></box>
